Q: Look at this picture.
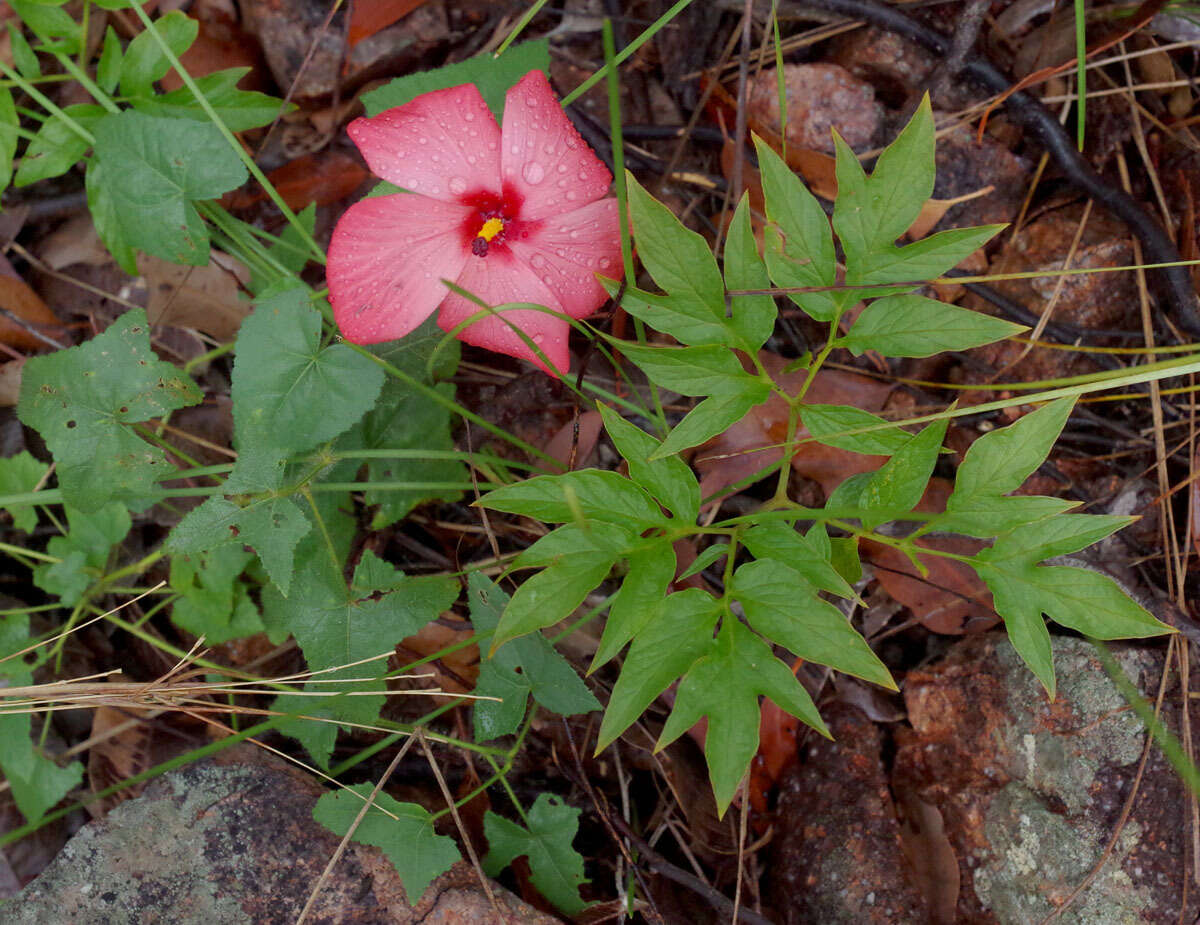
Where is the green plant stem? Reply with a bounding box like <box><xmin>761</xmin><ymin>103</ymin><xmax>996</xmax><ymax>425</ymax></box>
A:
<box><xmin>0</xmin><ymin>59</ymin><xmax>94</xmax><ymax>143</ymax></box>
<box><xmin>51</xmin><ymin>52</ymin><xmax>119</xmax><ymax>114</ymax></box>
<box><xmin>495</xmin><ymin>0</ymin><xmax>554</xmax><ymax>55</ymax></box>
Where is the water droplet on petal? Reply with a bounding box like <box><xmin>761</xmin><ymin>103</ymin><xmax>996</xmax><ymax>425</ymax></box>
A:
<box><xmin>525</xmin><ymin>95</ymin><xmax>538</xmax><ymax>107</ymax></box>
<box><xmin>418</xmin><ymin>136</ymin><xmax>429</xmax><ymax>145</ymax></box>
<box><xmin>565</xmin><ymin>190</ymin><xmax>578</xmax><ymax>201</ymax></box>
<box><xmin>555</xmin><ymin>248</ymin><xmax>567</xmax><ymax>257</ymax></box>
<box><xmin>578</xmin><ymin>170</ymin><xmax>588</xmax><ymax>180</ymax></box>
<box><xmin>557</xmin><ymin>163</ymin><xmax>568</xmax><ymax>173</ymax></box>
<box><xmin>530</xmin><ymin>254</ymin><xmax>546</xmax><ymax>268</ymax></box>
<box><xmin>448</xmin><ymin>176</ymin><xmax>467</xmax><ymax>195</ymax></box>
<box><xmin>598</xmin><ymin>257</ymin><xmax>611</xmax><ymax>268</ymax></box>
<box><xmin>522</xmin><ymin>161</ymin><xmax>545</xmax><ymax>184</ymax></box>
<box><xmin>510</xmin><ymin>144</ymin><xmax>521</xmax><ymax>156</ymax></box>
<box><xmin>488</xmin><ymin>141</ymin><xmax>497</xmax><ymax>151</ymax></box>
<box><xmin>569</xmin><ymin>229</ymin><xmax>580</xmax><ymax>240</ymax></box>
<box><xmin>467</xmin><ymin>154</ymin><xmax>478</xmax><ymax>165</ymax></box>
<box><xmin>464</xmin><ymin>111</ymin><xmax>475</xmax><ymax>122</ymax></box>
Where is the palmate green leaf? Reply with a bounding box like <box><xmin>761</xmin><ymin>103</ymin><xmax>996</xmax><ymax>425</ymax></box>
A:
<box><xmin>596</xmin><ymin>588</ymin><xmax>721</xmax><ymax>751</ymax></box>
<box><xmin>839</xmin><ymin>293</ymin><xmax>1024</xmax><ymax>358</ymax></box>
<box><xmin>752</xmin><ymin>134</ymin><xmax>837</xmax><ymax>322</ymax></box>
<box><xmin>14</xmin><ymin>103</ymin><xmax>105</xmax><ymax>188</ymax></box>
<box><xmin>972</xmin><ymin>556</ymin><xmax>1172</xmax><ymax>698</ymax></box>
<box><xmin>91</xmin><ymin>110</ymin><xmax>247</xmax><ymax>266</ymax></box>
<box><xmin>468</xmin><ymin>573</ymin><xmax>600</xmax><ymax>740</ymax></box>
<box><xmin>624</xmin><ymin>173</ymin><xmax>728</xmax><ymax>346</ymax></box>
<box><xmin>0</xmin><ymin>85</ymin><xmax>17</xmax><ymax>193</ymax></box>
<box><xmin>133</xmin><ymin>68</ymin><xmax>287</xmax><ymax>132</ymax></box>
<box><xmin>0</xmin><ymin>450</ymin><xmax>49</xmax><ymax>532</ymax></box>
<box><xmin>231</xmin><ymin>287</ymin><xmax>385</xmax><ymax>487</ymax></box>
<box><xmin>513</xmin><ymin>522</ymin><xmax>634</xmax><ymax>569</ymax></box>
<box><xmin>17</xmin><ymin>309</ymin><xmax>202</xmax><ymax>511</ymax></box>
<box><xmin>168</xmin><ymin>544</ymin><xmax>264</xmax><ymax>645</ymax></box>
<box><xmin>362</xmin><ymin>38</ymin><xmax>549</xmax><ymax>119</ymax></box>
<box><xmin>479</xmin><ymin>469</ymin><xmax>666</xmax><ymax>529</ymax></box>
<box><xmin>859</xmin><ymin>418</ymin><xmax>948</xmax><ymax>527</ymax></box>
<box><xmin>658</xmin><ymin>620</ymin><xmax>829</xmax><ymax>816</ymax></box>
<box><xmin>724</xmin><ymin>193</ymin><xmax>777</xmax><ymax>350</ymax></box>
<box><xmin>261</xmin><ymin>551</ymin><xmax>458</xmax><ymax>760</ymax></box>
<box><xmin>32</xmin><ymin>502</ymin><xmax>130</xmax><ymax>606</ymax></box>
<box><xmin>618</xmin><ymin>342</ymin><xmax>758</xmax><ymax>396</ymax></box>
<box><xmin>169</xmin><ymin>495</ymin><xmax>312</xmax><ymax>596</ymax></box>
<box><xmin>740</xmin><ymin>521</ymin><xmax>856</xmax><ymax>600</ymax></box>
<box><xmin>597</xmin><ymin>403</ymin><xmax>698</xmax><ymax>522</ymax></box>
<box><xmin>118</xmin><ymin>10</ymin><xmax>198</xmax><ymax>98</ymax></box>
<box><xmin>0</xmin><ymin>614</ymin><xmax>84</xmax><ymax>824</ymax></box>
<box><xmin>606</xmin><ymin>281</ymin><xmax>729</xmax><ymax>347</ymax></box>
<box><xmin>732</xmin><ymin>559</ymin><xmax>893</xmax><ymax>688</ymax></box>
<box><xmin>86</xmin><ymin>158</ymin><xmax>138</xmax><ymax>274</ymax></box>
<box><xmin>591</xmin><ymin>538</ymin><xmax>676</xmax><ymax>670</ymax></box>
<box><xmin>313</xmin><ymin>786</ymin><xmax>460</xmax><ymax>904</ymax></box>
<box><xmin>483</xmin><ymin>794</ymin><xmax>590</xmax><ymax>915</ymax></box>
<box><xmin>799</xmin><ymin>404</ymin><xmax>911</xmax><ymax>456</ymax></box>
<box><xmin>97</xmin><ymin>26</ymin><xmax>122</xmax><ymax>94</ymax></box>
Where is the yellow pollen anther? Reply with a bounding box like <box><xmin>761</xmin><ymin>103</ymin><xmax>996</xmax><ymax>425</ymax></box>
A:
<box><xmin>477</xmin><ymin>217</ymin><xmax>504</xmax><ymax>242</ymax></box>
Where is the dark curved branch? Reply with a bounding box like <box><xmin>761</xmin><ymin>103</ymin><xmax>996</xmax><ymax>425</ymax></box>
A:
<box><xmin>790</xmin><ymin>0</ymin><xmax>1200</xmax><ymax>335</ymax></box>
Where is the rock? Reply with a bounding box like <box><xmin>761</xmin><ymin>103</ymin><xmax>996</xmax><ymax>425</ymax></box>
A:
<box><xmin>893</xmin><ymin>634</ymin><xmax>1193</xmax><ymax>923</ymax></box>
<box><xmin>768</xmin><ymin>703</ymin><xmax>930</xmax><ymax>924</ymax></box>
<box><xmin>2</xmin><ymin>746</ymin><xmax>557</xmax><ymax>924</ymax></box>
<box><xmin>745</xmin><ymin>64</ymin><xmax>882</xmax><ymax>155</ymax></box>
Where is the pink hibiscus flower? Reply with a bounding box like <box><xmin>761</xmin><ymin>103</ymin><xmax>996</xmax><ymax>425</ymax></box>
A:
<box><xmin>326</xmin><ymin>70</ymin><xmax>622</xmax><ymax>375</ymax></box>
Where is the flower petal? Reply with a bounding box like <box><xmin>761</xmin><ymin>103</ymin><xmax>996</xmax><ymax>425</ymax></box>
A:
<box><xmin>508</xmin><ymin>199</ymin><xmax>622</xmax><ymax>320</ymax></box>
<box><xmin>328</xmin><ymin>193</ymin><xmax>472</xmax><ymax>344</ymax></box>
<box><xmin>500</xmin><ymin>71</ymin><xmax>612</xmax><ymax>222</ymax></box>
<box><xmin>347</xmin><ymin>84</ymin><xmax>501</xmax><ymax>201</ymax></box>
<box><xmin>438</xmin><ymin>250</ymin><xmax>572</xmax><ymax>375</ymax></box>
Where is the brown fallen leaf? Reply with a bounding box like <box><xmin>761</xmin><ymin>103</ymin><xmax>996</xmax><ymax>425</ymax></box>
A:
<box><xmin>223</xmin><ymin>151</ymin><xmax>369</xmax><ymax>211</ymax></box>
<box><xmin>0</xmin><ymin>275</ymin><xmax>64</xmax><ymax>351</ymax></box>
<box><xmin>348</xmin><ymin>0</ymin><xmax>430</xmax><ymax>47</ymax></box>
<box><xmin>142</xmin><ymin>252</ymin><xmax>251</xmax><ymax>342</ymax></box>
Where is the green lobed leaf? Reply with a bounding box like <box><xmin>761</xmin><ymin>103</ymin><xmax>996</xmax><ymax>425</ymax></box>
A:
<box><xmin>0</xmin><ymin>85</ymin><xmax>17</xmax><ymax>193</ymax></box>
<box><xmin>362</xmin><ymin>39</ymin><xmax>549</xmax><ymax>120</ymax></box>
<box><xmin>97</xmin><ymin>26</ymin><xmax>122</xmax><ymax>94</ymax></box>
<box><xmin>591</xmin><ymin>539</ymin><xmax>676</xmax><ymax>670</ymax></box>
<box><xmin>655</xmin><ymin>385</ymin><xmax>772</xmax><ymax>459</ymax></box>
<box><xmin>986</xmin><ymin>513</ymin><xmax>1135</xmax><ymax>564</ymax></box>
<box><xmin>313</xmin><ymin>786</ymin><xmax>460</xmax><ymax>903</ymax></box>
<box><xmin>724</xmin><ymin>193</ymin><xmax>777</xmax><ymax>350</ymax></box>
<box><xmin>607</xmin><ymin>281</ymin><xmax>729</xmax><ymax>347</ymax></box>
<box><xmin>14</xmin><ymin>103</ymin><xmax>105</xmax><ymax>188</ymax></box>
<box><xmin>657</xmin><ymin>619</ymin><xmax>829</xmax><ymax>816</ymax></box>
<box><xmin>847</xmin><ymin>224</ymin><xmax>1005</xmax><ymax>288</ymax></box>
<box><xmin>951</xmin><ymin>398</ymin><xmax>1074</xmax><ymax>503</ymax></box>
<box><xmin>933</xmin><ymin>495</ymin><xmax>1076</xmax><ymax>539</ymax></box>
<box><xmin>624</xmin><ymin>172</ymin><xmax>728</xmax><ymax>346</ymax></box>
<box><xmin>168</xmin><ymin>544</ymin><xmax>264</xmax><ymax>644</ymax></box>
<box><xmin>597</xmin><ymin>403</ymin><xmax>699</xmax><ymax>523</ymax></box>
<box><xmin>732</xmin><ymin>558</ymin><xmax>893</xmax><ymax>688</ymax></box>
<box><xmin>831</xmin><ymin>98</ymin><xmax>934</xmax><ymax>272</ymax></box>
<box><xmin>483</xmin><ymin>794</ymin><xmax>590</xmax><ymax>914</ymax></box>
<box><xmin>752</xmin><ymin>134</ymin><xmax>837</xmax><ymax>322</ymax></box>
<box><xmin>91</xmin><ymin>111</ymin><xmax>247</xmax><ymax>265</ymax></box>
<box><xmin>9</xmin><ymin>0</ymin><xmax>79</xmax><ymax>49</ymax></box>
<box><xmin>799</xmin><ymin>404</ymin><xmax>911</xmax><ymax>456</ymax></box>
<box><xmin>479</xmin><ymin>469</ymin><xmax>666</xmax><ymax>529</ymax></box>
<box><xmin>17</xmin><ymin>309</ymin><xmax>202</xmax><ymax>511</ymax></box>
<box><xmin>859</xmin><ymin>417</ymin><xmax>948</xmax><ymax>527</ymax></box>
<box><xmin>85</xmin><ymin>158</ymin><xmax>138</xmax><ymax>274</ymax></box>
<box><xmin>0</xmin><ymin>450</ymin><xmax>49</xmax><ymax>532</ymax></box>
<box><xmin>260</xmin><ymin>551</ymin><xmax>459</xmax><ymax>756</ymax></box>
<box><xmin>468</xmin><ymin>573</ymin><xmax>600</xmax><ymax>740</ymax></box>
<box><xmin>32</xmin><ymin>503</ymin><xmax>131</xmax><ymax>606</ymax></box>
<box><xmin>133</xmin><ymin>68</ymin><xmax>288</xmax><ymax>132</ymax></box>
<box><xmin>973</xmin><ymin>557</ymin><xmax>1173</xmax><ymax>697</ymax></box>
<box><xmin>492</xmin><ymin>554</ymin><xmax>620</xmax><ymax>651</ymax></box>
<box><xmin>231</xmin><ymin>287</ymin><xmax>385</xmax><ymax>481</ymax></box>
<box><xmin>8</xmin><ymin>23</ymin><xmax>41</xmax><ymax>80</ymax></box>
<box><xmin>740</xmin><ymin>521</ymin><xmax>856</xmax><ymax>600</ymax></box>
<box><xmin>839</xmin><ymin>293</ymin><xmax>1024</xmax><ymax>358</ymax></box>
<box><xmin>825</xmin><ymin>470</ymin><xmax>873</xmax><ymax>512</ymax></box>
<box><xmin>118</xmin><ymin>10</ymin><xmax>198</xmax><ymax>98</ymax></box>
<box><xmin>513</xmin><ymin>522</ymin><xmax>635</xmax><ymax>569</ymax></box>
<box><xmin>596</xmin><ymin>588</ymin><xmax>721</xmax><ymax>751</ymax></box>
<box><xmin>618</xmin><ymin>342</ymin><xmax>761</xmax><ymax>396</ymax></box>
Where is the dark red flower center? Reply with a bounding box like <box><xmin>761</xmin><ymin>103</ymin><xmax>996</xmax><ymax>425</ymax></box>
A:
<box><xmin>459</xmin><ymin>185</ymin><xmax>527</xmax><ymax>258</ymax></box>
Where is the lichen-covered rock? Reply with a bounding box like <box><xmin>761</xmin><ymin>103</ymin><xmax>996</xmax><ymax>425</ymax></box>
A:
<box><xmin>2</xmin><ymin>746</ymin><xmax>556</xmax><ymax>924</ymax></box>
<box><xmin>768</xmin><ymin>703</ymin><xmax>930</xmax><ymax>924</ymax></box>
<box><xmin>893</xmin><ymin>634</ymin><xmax>1193</xmax><ymax>923</ymax></box>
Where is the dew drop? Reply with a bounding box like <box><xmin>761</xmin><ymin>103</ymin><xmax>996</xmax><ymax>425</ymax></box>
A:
<box><xmin>522</xmin><ymin>161</ymin><xmax>545</xmax><ymax>184</ymax></box>
<box><xmin>556</xmin><ymin>178</ymin><xmax>568</xmax><ymax>189</ymax></box>
<box><xmin>598</xmin><ymin>257</ymin><xmax>611</xmax><ymax>268</ymax></box>
<box><xmin>464</xmin><ymin>111</ymin><xmax>475</xmax><ymax>122</ymax></box>
<box><xmin>565</xmin><ymin>190</ymin><xmax>578</xmax><ymax>201</ymax></box>
<box><xmin>510</xmin><ymin>144</ymin><xmax>521</xmax><ymax>156</ymax></box>
<box><xmin>569</xmin><ymin>229</ymin><xmax>580</xmax><ymax>240</ymax></box>
<box><xmin>525</xmin><ymin>95</ymin><xmax>538</xmax><ymax>107</ymax></box>
<box><xmin>530</xmin><ymin>254</ymin><xmax>546</xmax><ymax>268</ymax></box>
<box><xmin>557</xmin><ymin>163</ymin><xmax>568</xmax><ymax>173</ymax></box>
<box><xmin>532</xmin><ymin>332</ymin><xmax>545</xmax><ymax>344</ymax></box>
<box><xmin>418</xmin><ymin>136</ymin><xmax>429</xmax><ymax>145</ymax></box>
<box><xmin>487</xmin><ymin>141</ymin><xmax>497</xmax><ymax>151</ymax></box>
<box><xmin>543</xmin><ymin>143</ymin><xmax>556</xmax><ymax>154</ymax></box>
<box><xmin>555</xmin><ymin>248</ymin><xmax>567</xmax><ymax>258</ymax></box>
<box><xmin>448</xmin><ymin>176</ymin><xmax>467</xmax><ymax>195</ymax></box>
<box><xmin>577</xmin><ymin>170</ymin><xmax>588</xmax><ymax>180</ymax></box>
